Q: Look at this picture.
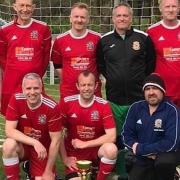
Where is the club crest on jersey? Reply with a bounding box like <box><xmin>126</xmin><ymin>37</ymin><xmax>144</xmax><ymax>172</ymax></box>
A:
<box><xmin>132</xmin><ymin>41</ymin><xmax>140</xmax><ymax>51</ymax></box>
<box><xmin>154</xmin><ymin>119</ymin><xmax>162</xmax><ymax>129</ymax></box>
<box><xmin>38</xmin><ymin>114</ymin><xmax>47</xmax><ymax>124</ymax></box>
<box><xmin>91</xmin><ymin>111</ymin><xmax>99</xmax><ymax>121</ymax></box>
<box><xmin>86</xmin><ymin>41</ymin><xmax>94</xmax><ymax>51</ymax></box>
<box><xmin>31</xmin><ymin>30</ymin><xmax>38</xmax><ymax>40</ymax></box>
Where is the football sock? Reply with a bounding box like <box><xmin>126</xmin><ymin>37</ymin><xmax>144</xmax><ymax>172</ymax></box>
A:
<box><xmin>2</xmin><ymin>156</ymin><xmax>19</xmax><ymax>180</ymax></box>
<box><xmin>97</xmin><ymin>157</ymin><xmax>116</xmax><ymax>180</ymax></box>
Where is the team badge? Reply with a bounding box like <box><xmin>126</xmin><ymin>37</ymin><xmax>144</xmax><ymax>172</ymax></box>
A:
<box><xmin>154</xmin><ymin>119</ymin><xmax>162</xmax><ymax>129</ymax></box>
<box><xmin>86</xmin><ymin>41</ymin><xmax>94</xmax><ymax>51</ymax></box>
<box><xmin>38</xmin><ymin>114</ymin><xmax>47</xmax><ymax>124</ymax></box>
<box><xmin>132</xmin><ymin>41</ymin><xmax>140</xmax><ymax>50</ymax></box>
<box><xmin>30</xmin><ymin>30</ymin><xmax>38</xmax><ymax>40</ymax></box>
<box><xmin>91</xmin><ymin>111</ymin><xmax>99</xmax><ymax>121</ymax></box>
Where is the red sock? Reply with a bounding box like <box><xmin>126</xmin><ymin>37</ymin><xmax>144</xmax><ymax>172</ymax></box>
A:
<box><xmin>3</xmin><ymin>157</ymin><xmax>19</xmax><ymax>180</ymax></box>
<box><xmin>97</xmin><ymin>157</ymin><xmax>116</xmax><ymax>180</ymax></box>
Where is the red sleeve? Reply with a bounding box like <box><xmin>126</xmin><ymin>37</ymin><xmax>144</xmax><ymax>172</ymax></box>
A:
<box><xmin>0</xmin><ymin>28</ymin><xmax>7</xmax><ymax>70</ymax></box>
<box><xmin>103</xmin><ymin>103</ymin><xmax>116</xmax><ymax>129</ymax></box>
<box><xmin>48</xmin><ymin>104</ymin><xmax>63</xmax><ymax>132</ymax></box>
<box><xmin>42</xmin><ymin>25</ymin><xmax>52</xmax><ymax>75</ymax></box>
<box><xmin>5</xmin><ymin>95</ymin><xmax>19</xmax><ymax>121</ymax></box>
<box><xmin>58</xmin><ymin>98</ymin><xmax>68</xmax><ymax>127</ymax></box>
<box><xmin>51</xmin><ymin>38</ymin><xmax>63</xmax><ymax>67</ymax></box>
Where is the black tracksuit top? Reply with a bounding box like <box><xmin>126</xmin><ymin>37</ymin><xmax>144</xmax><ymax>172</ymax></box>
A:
<box><xmin>96</xmin><ymin>28</ymin><xmax>156</xmax><ymax>105</ymax></box>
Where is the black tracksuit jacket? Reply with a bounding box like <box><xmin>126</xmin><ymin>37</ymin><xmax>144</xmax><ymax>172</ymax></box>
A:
<box><xmin>96</xmin><ymin>28</ymin><xmax>156</xmax><ymax>105</ymax></box>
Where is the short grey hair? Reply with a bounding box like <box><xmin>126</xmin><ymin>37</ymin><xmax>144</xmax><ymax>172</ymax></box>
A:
<box><xmin>112</xmin><ymin>2</ymin><xmax>133</xmax><ymax>16</ymax></box>
<box><xmin>159</xmin><ymin>0</ymin><xmax>180</xmax><ymax>6</ymax></box>
<box><xmin>22</xmin><ymin>73</ymin><xmax>42</xmax><ymax>88</ymax></box>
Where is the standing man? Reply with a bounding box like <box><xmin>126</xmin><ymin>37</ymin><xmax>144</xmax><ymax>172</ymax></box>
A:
<box><xmin>0</xmin><ymin>0</ymin><xmax>52</xmax><ymax>116</ymax></box>
<box><xmin>0</xmin><ymin>67</ymin><xmax>1</xmax><ymax>111</ymax></box>
<box><xmin>2</xmin><ymin>73</ymin><xmax>62</xmax><ymax>180</ymax></box>
<box><xmin>59</xmin><ymin>70</ymin><xmax>117</xmax><ymax>180</ymax></box>
<box><xmin>51</xmin><ymin>2</ymin><xmax>101</xmax><ymax>100</ymax></box>
<box><xmin>96</xmin><ymin>2</ymin><xmax>156</xmax><ymax>178</ymax></box>
<box><xmin>0</xmin><ymin>27</ymin><xmax>5</xmax><ymax>110</ymax></box>
<box><xmin>147</xmin><ymin>0</ymin><xmax>180</xmax><ymax>107</ymax></box>
<box><xmin>122</xmin><ymin>73</ymin><xmax>180</xmax><ymax>180</ymax></box>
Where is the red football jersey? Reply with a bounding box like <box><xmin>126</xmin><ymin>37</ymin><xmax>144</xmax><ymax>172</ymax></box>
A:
<box><xmin>6</xmin><ymin>93</ymin><xmax>62</xmax><ymax>150</ymax></box>
<box><xmin>60</xmin><ymin>95</ymin><xmax>115</xmax><ymax>161</ymax></box>
<box><xmin>0</xmin><ymin>27</ymin><xmax>6</xmax><ymax>71</ymax></box>
<box><xmin>1</xmin><ymin>18</ymin><xmax>51</xmax><ymax>115</ymax></box>
<box><xmin>147</xmin><ymin>20</ymin><xmax>180</xmax><ymax>105</ymax></box>
<box><xmin>51</xmin><ymin>29</ymin><xmax>102</xmax><ymax>98</ymax></box>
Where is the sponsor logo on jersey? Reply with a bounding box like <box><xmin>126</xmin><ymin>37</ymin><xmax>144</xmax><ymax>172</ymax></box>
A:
<box><xmin>86</xmin><ymin>41</ymin><xmax>94</xmax><ymax>51</ymax></box>
<box><xmin>154</xmin><ymin>119</ymin><xmax>162</xmax><ymax>129</ymax></box>
<box><xmin>158</xmin><ymin>36</ymin><xmax>165</xmax><ymax>41</ymax></box>
<box><xmin>31</xmin><ymin>30</ymin><xmax>38</xmax><ymax>40</ymax></box>
<box><xmin>71</xmin><ymin>57</ymin><xmax>90</xmax><ymax>70</ymax></box>
<box><xmin>7</xmin><ymin>175</ymin><xmax>14</xmax><ymax>178</ymax></box>
<box><xmin>163</xmin><ymin>47</ymin><xmax>180</xmax><ymax>61</ymax></box>
<box><xmin>102</xmin><ymin>171</ymin><xmax>111</xmax><ymax>175</ymax></box>
<box><xmin>65</xmin><ymin>46</ymin><xmax>71</xmax><ymax>51</ymax></box>
<box><xmin>11</xmin><ymin>35</ymin><xmax>17</xmax><ymax>40</ymax></box>
<box><xmin>110</xmin><ymin>44</ymin><xmax>115</xmax><ymax>48</ymax></box>
<box><xmin>15</xmin><ymin>47</ymin><xmax>34</xmax><ymax>61</ymax></box>
<box><xmin>21</xmin><ymin>114</ymin><xmax>27</xmax><ymax>119</ymax></box>
<box><xmin>132</xmin><ymin>41</ymin><xmax>140</xmax><ymax>51</ymax></box>
<box><xmin>136</xmin><ymin>119</ymin><xmax>142</xmax><ymax>124</ymax></box>
<box><xmin>77</xmin><ymin>125</ymin><xmax>95</xmax><ymax>139</ymax></box>
<box><xmin>38</xmin><ymin>114</ymin><xmax>47</xmax><ymax>124</ymax></box>
<box><xmin>91</xmin><ymin>111</ymin><xmax>99</xmax><ymax>121</ymax></box>
<box><xmin>71</xmin><ymin>113</ymin><xmax>77</xmax><ymax>118</ymax></box>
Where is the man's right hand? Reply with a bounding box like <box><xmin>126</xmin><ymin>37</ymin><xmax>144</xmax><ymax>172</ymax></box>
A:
<box><xmin>33</xmin><ymin>140</ymin><xmax>47</xmax><ymax>160</ymax></box>
<box><xmin>132</xmin><ymin>142</ymin><xmax>138</xmax><ymax>154</ymax></box>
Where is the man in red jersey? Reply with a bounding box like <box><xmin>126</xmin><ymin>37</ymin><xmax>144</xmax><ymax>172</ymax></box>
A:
<box><xmin>2</xmin><ymin>73</ymin><xmax>62</xmax><ymax>180</ymax></box>
<box><xmin>147</xmin><ymin>0</ymin><xmax>180</xmax><ymax>107</ymax></box>
<box><xmin>59</xmin><ymin>70</ymin><xmax>118</xmax><ymax>180</ymax></box>
<box><xmin>0</xmin><ymin>67</ymin><xmax>1</xmax><ymax>111</ymax></box>
<box><xmin>0</xmin><ymin>27</ymin><xmax>5</xmax><ymax>110</ymax></box>
<box><xmin>0</xmin><ymin>0</ymin><xmax>52</xmax><ymax>116</ymax></box>
<box><xmin>51</xmin><ymin>2</ymin><xmax>102</xmax><ymax>100</ymax></box>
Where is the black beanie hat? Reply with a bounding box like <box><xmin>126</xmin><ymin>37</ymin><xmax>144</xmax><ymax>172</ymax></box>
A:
<box><xmin>142</xmin><ymin>73</ymin><xmax>166</xmax><ymax>93</ymax></box>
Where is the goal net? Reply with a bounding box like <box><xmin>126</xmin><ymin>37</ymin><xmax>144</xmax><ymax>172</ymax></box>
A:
<box><xmin>0</xmin><ymin>0</ymin><xmax>161</xmax><ymax>146</ymax></box>
<box><xmin>0</xmin><ymin>0</ymin><xmax>161</xmax><ymax>34</ymax></box>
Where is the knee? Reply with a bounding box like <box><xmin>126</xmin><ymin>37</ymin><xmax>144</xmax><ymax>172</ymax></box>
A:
<box><xmin>2</xmin><ymin>138</ymin><xmax>19</xmax><ymax>157</ymax></box>
<box><xmin>99</xmin><ymin>143</ymin><xmax>118</xmax><ymax>159</ymax></box>
<box><xmin>155</xmin><ymin>153</ymin><xmax>176</xmax><ymax>170</ymax></box>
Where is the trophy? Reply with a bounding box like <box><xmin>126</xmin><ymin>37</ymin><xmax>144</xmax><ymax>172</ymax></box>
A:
<box><xmin>76</xmin><ymin>160</ymin><xmax>92</xmax><ymax>180</ymax></box>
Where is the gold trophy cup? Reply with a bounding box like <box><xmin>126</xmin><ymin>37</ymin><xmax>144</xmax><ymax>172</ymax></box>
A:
<box><xmin>76</xmin><ymin>160</ymin><xmax>92</xmax><ymax>180</ymax></box>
